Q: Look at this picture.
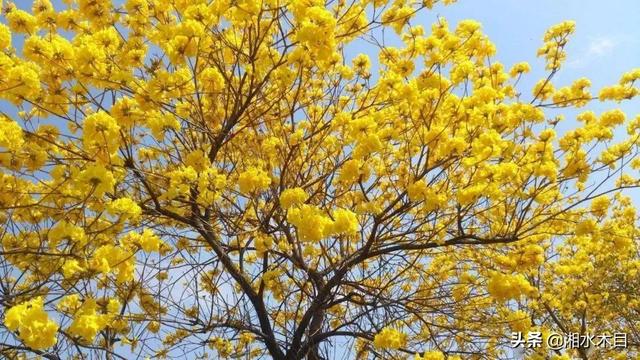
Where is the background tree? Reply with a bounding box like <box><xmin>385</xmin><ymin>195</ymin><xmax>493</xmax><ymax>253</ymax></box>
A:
<box><xmin>0</xmin><ymin>0</ymin><xmax>639</xmax><ymax>359</ymax></box>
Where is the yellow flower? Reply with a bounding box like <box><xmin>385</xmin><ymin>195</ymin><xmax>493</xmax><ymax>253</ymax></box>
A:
<box><xmin>254</xmin><ymin>232</ymin><xmax>273</xmax><ymax>255</ymax></box>
<box><xmin>83</xmin><ymin>111</ymin><xmax>121</xmax><ymax>154</ymax></box>
<box><xmin>107</xmin><ymin>197</ymin><xmax>142</xmax><ymax>222</ymax></box>
<box><xmin>4</xmin><ymin>297</ymin><xmax>59</xmax><ymax>350</ymax></box>
<box><xmin>287</xmin><ymin>204</ymin><xmax>333</xmax><ymax>242</ymax></box>
<box><xmin>0</xmin><ymin>0</ymin><xmax>639</xmax><ymax>356</ymax></box>
<box><xmin>49</xmin><ymin>220</ymin><xmax>88</xmax><ymax>247</ymax></box>
<box><xmin>110</xmin><ymin>97</ymin><xmax>142</xmax><ymax>126</ymax></box>
<box><xmin>200</xmin><ymin>67</ymin><xmax>225</xmax><ymax>92</ymax></box>
<box><xmin>504</xmin><ymin>310</ymin><xmax>532</xmax><ymax>333</ymax></box>
<box><xmin>455</xmin><ymin>19</ymin><xmax>482</xmax><ymax>38</ymax></box>
<box><xmin>515</xmin><ymin>244</ymin><xmax>545</xmax><ymax>269</ymax></box>
<box><xmin>294</xmin><ymin>6</ymin><xmax>337</xmax><ymax>60</ymax></box>
<box><xmin>591</xmin><ymin>195</ymin><xmax>610</xmax><ymax>217</ymax></box>
<box><xmin>107</xmin><ymin>298</ymin><xmax>121</xmax><ymax>314</ymax></box>
<box><xmin>328</xmin><ymin>208</ymin><xmax>359</xmax><ymax>236</ymax></box>
<box><xmin>373</xmin><ymin>327</ymin><xmax>407</xmax><ymax>349</ymax></box>
<box><xmin>352</xmin><ymin>53</ymin><xmax>371</xmax><ymax>75</ymax></box>
<box><xmin>90</xmin><ymin>244</ymin><xmax>135</xmax><ymax>283</ymax></box>
<box><xmin>62</xmin><ymin>259</ymin><xmax>85</xmax><ymax>278</ymax></box>
<box><xmin>0</xmin><ymin>23</ymin><xmax>11</xmax><ymax>49</ymax></box>
<box><xmin>599</xmin><ymin>85</ymin><xmax>637</xmax><ymax>101</ymax></box>
<box><xmin>78</xmin><ymin>164</ymin><xmax>116</xmax><ymax>197</ymax></box>
<box><xmin>238</xmin><ymin>166</ymin><xmax>271</xmax><ymax>193</ymax></box>
<box><xmin>146</xmin><ymin>113</ymin><xmax>181</xmax><ymax>140</ymax></box>
<box><xmin>137</xmin><ymin>229</ymin><xmax>164</xmax><ymax>253</ymax></box>
<box><xmin>57</xmin><ymin>294</ymin><xmax>81</xmax><ymax>312</ymax></box>
<box><xmin>338</xmin><ymin>159</ymin><xmax>366</xmax><ymax>184</ymax></box>
<box><xmin>279</xmin><ymin>187</ymin><xmax>308</xmax><ymax>209</ymax></box>
<box><xmin>509</xmin><ymin>62</ymin><xmax>531</xmax><ymax>77</ymax></box>
<box><xmin>148</xmin><ymin>321</ymin><xmax>160</xmax><ymax>333</ymax></box>
<box><xmin>6</xmin><ymin>9</ymin><xmax>38</xmax><ymax>34</ymax></box>
<box><xmin>407</xmin><ymin>180</ymin><xmax>446</xmax><ymax>211</ymax></box>
<box><xmin>184</xmin><ymin>149</ymin><xmax>210</xmax><ymax>172</ymax></box>
<box><xmin>599</xmin><ymin>109</ymin><xmax>626</xmax><ymax>127</ymax></box>
<box><xmin>487</xmin><ymin>272</ymin><xmax>536</xmax><ymax>301</ymax></box>
<box><xmin>67</xmin><ymin>298</ymin><xmax>109</xmax><ymax>342</ymax></box>
<box><xmin>0</xmin><ymin>116</ymin><xmax>24</xmax><ymax>151</ymax></box>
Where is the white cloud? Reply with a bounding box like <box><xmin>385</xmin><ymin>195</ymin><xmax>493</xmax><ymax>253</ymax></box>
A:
<box><xmin>587</xmin><ymin>36</ymin><xmax>616</xmax><ymax>56</ymax></box>
<box><xmin>567</xmin><ymin>36</ymin><xmax>618</xmax><ymax>68</ymax></box>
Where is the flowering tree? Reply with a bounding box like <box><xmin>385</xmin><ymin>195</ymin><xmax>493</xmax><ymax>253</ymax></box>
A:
<box><xmin>0</xmin><ymin>0</ymin><xmax>639</xmax><ymax>359</ymax></box>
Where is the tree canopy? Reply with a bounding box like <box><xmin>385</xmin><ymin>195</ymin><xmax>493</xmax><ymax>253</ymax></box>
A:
<box><xmin>0</xmin><ymin>0</ymin><xmax>639</xmax><ymax>359</ymax></box>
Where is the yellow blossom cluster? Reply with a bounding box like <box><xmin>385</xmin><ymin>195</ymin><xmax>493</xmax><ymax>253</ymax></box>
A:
<box><xmin>238</xmin><ymin>166</ymin><xmax>272</xmax><ymax>193</ymax></box>
<box><xmin>373</xmin><ymin>327</ymin><xmax>407</xmax><ymax>350</ymax></box>
<box><xmin>279</xmin><ymin>187</ymin><xmax>308</xmax><ymax>209</ymax></box>
<box><xmin>487</xmin><ymin>272</ymin><xmax>537</xmax><ymax>302</ymax></box>
<box><xmin>67</xmin><ymin>298</ymin><xmax>117</xmax><ymax>342</ymax></box>
<box><xmin>537</xmin><ymin>21</ymin><xmax>575</xmax><ymax>70</ymax></box>
<box><xmin>4</xmin><ymin>297</ymin><xmax>58</xmax><ymax>350</ymax></box>
<box><xmin>287</xmin><ymin>204</ymin><xmax>360</xmax><ymax>242</ymax></box>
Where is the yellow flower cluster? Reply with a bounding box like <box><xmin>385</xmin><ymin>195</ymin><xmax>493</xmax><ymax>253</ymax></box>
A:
<box><xmin>551</xmin><ymin>77</ymin><xmax>591</xmax><ymax>107</ymax></box>
<box><xmin>261</xmin><ymin>269</ymin><xmax>285</xmax><ymax>300</ymax></box>
<box><xmin>82</xmin><ymin>111</ymin><xmax>121</xmax><ymax>156</ymax></box>
<box><xmin>238</xmin><ymin>166</ymin><xmax>272</xmax><ymax>193</ymax></box>
<box><xmin>77</xmin><ymin>164</ymin><xmax>116</xmax><ymax>197</ymax></box>
<box><xmin>514</xmin><ymin>244</ymin><xmax>545</xmax><ymax>269</ymax></box>
<box><xmin>537</xmin><ymin>20</ymin><xmax>575</xmax><ymax>70</ymax></box>
<box><xmin>599</xmin><ymin>68</ymin><xmax>640</xmax><ymax>101</ymax></box>
<box><xmin>90</xmin><ymin>244</ymin><xmax>135</xmax><ymax>283</ymax></box>
<box><xmin>279</xmin><ymin>187</ymin><xmax>308</xmax><ymax>209</ymax></box>
<box><xmin>381</xmin><ymin>3</ymin><xmax>417</xmax><ymax>34</ymax></box>
<box><xmin>407</xmin><ymin>180</ymin><xmax>447</xmax><ymax>211</ymax></box>
<box><xmin>124</xmin><ymin>229</ymin><xmax>165</xmax><ymax>253</ymax></box>
<box><xmin>197</xmin><ymin>168</ymin><xmax>227</xmax><ymax>206</ymax></box>
<box><xmin>599</xmin><ymin>109</ymin><xmax>626</xmax><ymax>127</ymax></box>
<box><xmin>146</xmin><ymin>112</ymin><xmax>181</xmax><ymax>140</ymax></box>
<box><xmin>487</xmin><ymin>272</ymin><xmax>536</xmax><ymax>301</ymax></box>
<box><xmin>330</xmin><ymin>208</ymin><xmax>360</xmax><ymax>235</ymax></box>
<box><xmin>287</xmin><ymin>204</ymin><xmax>360</xmax><ymax>242</ymax></box>
<box><xmin>254</xmin><ymin>232</ymin><xmax>274</xmax><ymax>255</ymax></box>
<box><xmin>287</xmin><ymin>204</ymin><xmax>334</xmax><ymax>242</ymax></box>
<box><xmin>0</xmin><ymin>116</ymin><xmax>24</xmax><ymax>151</ymax></box>
<box><xmin>503</xmin><ymin>309</ymin><xmax>532</xmax><ymax>333</ymax></box>
<box><xmin>107</xmin><ymin>197</ymin><xmax>142</xmax><ymax>222</ymax></box>
<box><xmin>509</xmin><ymin>61</ymin><xmax>531</xmax><ymax>77</ymax></box>
<box><xmin>48</xmin><ymin>220</ymin><xmax>88</xmax><ymax>247</ymax></box>
<box><xmin>591</xmin><ymin>196</ymin><xmax>611</xmax><ymax>217</ymax></box>
<box><xmin>5</xmin><ymin>7</ymin><xmax>37</xmax><ymax>34</ymax></box>
<box><xmin>67</xmin><ymin>298</ymin><xmax>111</xmax><ymax>342</ymax></box>
<box><xmin>373</xmin><ymin>327</ymin><xmax>407</xmax><ymax>349</ymax></box>
<box><xmin>0</xmin><ymin>22</ymin><xmax>10</xmax><ymax>49</ymax></box>
<box><xmin>208</xmin><ymin>337</ymin><xmax>234</xmax><ymax>357</ymax></box>
<box><xmin>162</xmin><ymin>166</ymin><xmax>198</xmax><ymax>200</ymax></box>
<box><xmin>497</xmin><ymin>244</ymin><xmax>545</xmax><ymax>271</ymax></box>
<box><xmin>415</xmin><ymin>350</ymin><xmax>457</xmax><ymax>360</ymax></box>
<box><xmin>338</xmin><ymin>159</ymin><xmax>369</xmax><ymax>184</ymax></box>
<box><xmin>294</xmin><ymin>5</ymin><xmax>337</xmax><ymax>62</ymax></box>
<box><xmin>352</xmin><ymin>54</ymin><xmax>371</xmax><ymax>77</ymax></box>
<box><xmin>62</xmin><ymin>259</ymin><xmax>85</xmax><ymax>279</ymax></box>
<box><xmin>4</xmin><ymin>297</ymin><xmax>58</xmax><ymax>350</ymax></box>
